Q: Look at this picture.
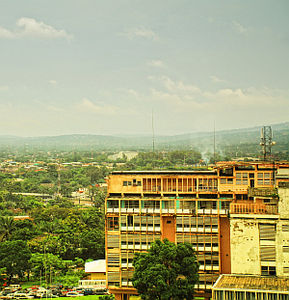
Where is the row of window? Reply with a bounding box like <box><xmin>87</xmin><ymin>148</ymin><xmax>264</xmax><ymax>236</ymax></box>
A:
<box><xmin>122</xmin><ymin>172</ymin><xmax>274</xmax><ymax>190</ymax></box>
<box><xmin>107</xmin><ymin>199</ymin><xmax>230</xmax><ymax>210</ymax></box>
<box><xmin>123</xmin><ymin>180</ymin><xmax>141</xmax><ymax>186</ymax></box>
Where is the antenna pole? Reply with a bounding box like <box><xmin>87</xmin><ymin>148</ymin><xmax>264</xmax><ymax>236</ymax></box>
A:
<box><xmin>213</xmin><ymin>121</ymin><xmax>216</xmax><ymax>164</ymax></box>
<box><xmin>152</xmin><ymin>110</ymin><xmax>155</xmax><ymax>153</ymax></box>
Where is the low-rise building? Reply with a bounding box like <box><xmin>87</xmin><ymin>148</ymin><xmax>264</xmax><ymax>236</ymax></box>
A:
<box><xmin>79</xmin><ymin>259</ymin><xmax>106</xmax><ymax>290</ymax></box>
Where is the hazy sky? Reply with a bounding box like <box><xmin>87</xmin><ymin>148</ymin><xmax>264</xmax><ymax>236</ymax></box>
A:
<box><xmin>0</xmin><ymin>0</ymin><xmax>288</xmax><ymax>136</ymax></box>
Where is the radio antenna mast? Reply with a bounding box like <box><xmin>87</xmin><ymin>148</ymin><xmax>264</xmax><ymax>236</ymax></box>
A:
<box><xmin>152</xmin><ymin>109</ymin><xmax>155</xmax><ymax>153</ymax></box>
<box><xmin>213</xmin><ymin>121</ymin><xmax>216</xmax><ymax>164</ymax></box>
<box><xmin>260</xmin><ymin>126</ymin><xmax>275</xmax><ymax>160</ymax></box>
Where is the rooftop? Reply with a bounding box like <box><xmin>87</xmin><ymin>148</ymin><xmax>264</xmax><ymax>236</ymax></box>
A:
<box><xmin>110</xmin><ymin>170</ymin><xmax>217</xmax><ymax>175</ymax></box>
<box><xmin>85</xmin><ymin>259</ymin><xmax>106</xmax><ymax>273</ymax></box>
<box><xmin>213</xmin><ymin>275</ymin><xmax>289</xmax><ymax>293</ymax></box>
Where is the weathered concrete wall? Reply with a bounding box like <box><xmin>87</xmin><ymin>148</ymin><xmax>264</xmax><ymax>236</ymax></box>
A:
<box><xmin>276</xmin><ymin>220</ymin><xmax>289</xmax><ymax>276</ymax></box>
<box><xmin>230</xmin><ymin>219</ymin><xmax>260</xmax><ymax>275</ymax></box>
<box><xmin>278</xmin><ymin>188</ymin><xmax>289</xmax><ymax>219</ymax></box>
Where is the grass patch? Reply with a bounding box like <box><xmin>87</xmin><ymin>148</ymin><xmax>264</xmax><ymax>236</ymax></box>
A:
<box><xmin>59</xmin><ymin>296</ymin><xmax>104</xmax><ymax>300</ymax></box>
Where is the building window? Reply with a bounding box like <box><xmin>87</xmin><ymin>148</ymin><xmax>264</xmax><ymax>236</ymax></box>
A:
<box><xmin>236</xmin><ymin>172</ymin><xmax>248</xmax><ymax>185</ymax></box>
<box><xmin>123</xmin><ymin>200</ymin><xmax>139</xmax><ymax>209</ymax></box>
<box><xmin>259</xmin><ymin>224</ymin><xmax>276</xmax><ymax>241</ymax></box>
<box><xmin>107</xmin><ymin>217</ymin><xmax>119</xmax><ymax>231</ymax></box>
<box><xmin>127</xmin><ymin>215</ymin><xmax>133</xmax><ymax>227</ymax></box>
<box><xmin>220</xmin><ymin>178</ymin><xmax>233</xmax><ymax>184</ymax></box>
<box><xmin>261</xmin><ymin>265</ymin><xmax>276</xmax><ymax>276</ymax></box>
<box><xmin>257</xmin><ymin>172</ymin><xmax>273</xmax><ymax>185</ymax></box>
<box><xmin>107</xmin><ymin>200</ymin><xmax>119</xmax><ymax>208</ymax></box>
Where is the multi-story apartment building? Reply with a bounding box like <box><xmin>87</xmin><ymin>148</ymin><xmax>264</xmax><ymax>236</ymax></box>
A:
<box><xmin>105</xmin><ymin>161</ymin><xmax>289</xmax><ymax>300</ymax></box>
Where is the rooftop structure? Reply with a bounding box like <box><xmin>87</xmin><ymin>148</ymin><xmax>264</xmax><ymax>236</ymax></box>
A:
<box><xmin>212</xmin><ymin>274</ymin><xmax>289</xmax><ymax>300</ymax></box>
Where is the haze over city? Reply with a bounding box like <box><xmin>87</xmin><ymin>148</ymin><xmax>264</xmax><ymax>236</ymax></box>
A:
<box><xmin>0</xmin><ymin>1</ymin><xmax>288</xmax><ymax>137</ymax></box>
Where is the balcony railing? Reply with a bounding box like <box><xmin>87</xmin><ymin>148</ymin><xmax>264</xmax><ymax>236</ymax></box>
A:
<box><xmin>230</xmin><ymin>203</ymin><xmax>278</xmax><ymax>215</ymax></box>
<box><xmin>248</xmin><ymin>187</ymin><xmax>278</xmax><ymax>197</ymax></box>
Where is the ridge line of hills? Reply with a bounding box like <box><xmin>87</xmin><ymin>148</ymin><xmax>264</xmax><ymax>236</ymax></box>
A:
<box><xmin>0</xmin><ymin>122</ymin><xmax>288</xmax><ymax>152</ymax></box>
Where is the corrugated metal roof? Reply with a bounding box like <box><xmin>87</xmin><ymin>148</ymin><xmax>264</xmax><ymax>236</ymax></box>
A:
<box><xmin>213</xmin><ymin>275</ymin><xmax>289</xmax><ymax>292</ymax></box>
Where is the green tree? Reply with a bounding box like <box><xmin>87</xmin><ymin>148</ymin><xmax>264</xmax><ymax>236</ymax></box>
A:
<box><xmin>29</xmin><ymin>252</ymin><xmax>65</xmax><ymax>279</ymax></box>
<box><xmin>132</xmin><ymin>239</ymin><xmax>199</xmax><ymax>300</ymax></box>
<box><xmin>79</xmin><ymin>229</ymin><xmax>105</xmax><ymax>260</ymax></box>
<box><xmin>0</xmin><ymin>240</ymin><xmax>32</xmax><ymax>283</ymax></box>
<box><xmin>0</xmin><ymin>216</ymin><xmax>16</xmax><ymax>242</ymax></box>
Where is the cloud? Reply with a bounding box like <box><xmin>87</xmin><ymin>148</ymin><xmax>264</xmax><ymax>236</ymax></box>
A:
<box><xmin>33</xmin><ymin>100</ymin><xmax>64</xmax><ymax>112</ymax></box>
<box><xmin>148</xmin><ymin>60</ymin><xmax>165</xmax><ymax>68</ymax></box>
<box><xmin>0</xmin><ymin>27</ymin><xmax>14</xmax><ymax>39</ymax></box>
<box><xmin>216</xmin><ymin>88</ymin><xmax>245</xmax><ymax>97</ymax></box>
<box><xmin>77</xmin><ymin>98</ymin><xmax>118</xmax><ymax>115</ymax></box>
<box><xmin>145</xmin><ymin>76</ymin><xmax>289</xmax><ymax>117</ymax></box>
<box><xmin>233</xmin><ymin>21</ymin><xmax>247</xmax><ymax>34</ymax></box>
<box><xmin>121</xmin><ymin>27</ymin><xmax>158</xmax><ymax>40</ymax></box>
<box><xmin>48</xmin><ymin>80</ymin><xmax>58</xmax><ymax>85</ymax></box>
<box><xmin>0</xmin><ymin>17</ymin><xmax>73</xmax><ymax>40</ymax></box>
<box><xmin>149</xmin><ymin>76</ymin><xmax>201</xmax><ymax>94</ymax></box>
<box><xmin>210</xmin><ymin>75</ymin><xmax>227</xmax><ymax>84</ymax></box>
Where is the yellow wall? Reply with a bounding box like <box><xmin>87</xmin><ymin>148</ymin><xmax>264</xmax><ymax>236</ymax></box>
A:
<box><xmin>90</xmin><ymin>272</ymin><xmax>106</xmax><ymax>280</ymax></box>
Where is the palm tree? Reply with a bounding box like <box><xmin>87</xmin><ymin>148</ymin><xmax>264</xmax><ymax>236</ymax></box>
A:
<box><xmin>0</xmin><ymin>216</ymin><xmax>15</xmax><ymax>242</ymax></box>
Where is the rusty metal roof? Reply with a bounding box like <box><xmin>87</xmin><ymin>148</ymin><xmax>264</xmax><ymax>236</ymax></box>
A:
<box><xmin>213</xmin><ymin>275</ymin><xmax>289</xmax><ymax>292</ymax></box>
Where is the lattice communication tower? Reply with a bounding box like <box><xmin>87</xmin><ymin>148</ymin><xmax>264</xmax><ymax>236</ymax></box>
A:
<box><xmin>260</xmin><ymin>126</ymin><xmax>275</xmax><ymax>160</ymax></box>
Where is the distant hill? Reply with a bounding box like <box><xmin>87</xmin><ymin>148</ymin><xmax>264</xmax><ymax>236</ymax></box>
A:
<box><xmin>0</xmin><ymin>122</ymin><xmax>288</xmax><ymax>154</ymax></box>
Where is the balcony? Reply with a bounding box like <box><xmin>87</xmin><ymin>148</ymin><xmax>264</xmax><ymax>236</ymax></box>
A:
<box><xmin>107</xmin><ymin>207</ymin><xmax>119</xmax><ymax>213</ymax></box>
<box><xmin>120</xmin><ymin>208</ymin><xmax>140</xmax><ymax>213</ymax></box>
<box><xmin>230</xmin><ymin>203</ymin><xmax>278</xmax><ymax>215</ymax></box>
<box><xmin>141</xmin><ymin>208</ymin><xmax>160</xmax><ymax>214</ymax></box>
<box><xmin>162</xmin><ymin>208</ymin><xmax>175</xmax><ymax>214</ymax></box>
<box><xmin>248</xmin><ymin>187</ymin><xmax>278</xmax><ymax>197</ymax></box>
<box><xmin>197</xmin><ymin>208</ymin><xmax>219</xmax><ymax>215</ymax></box>
<box><xmin>199</xmin><ymin>265</ymin><xmax>219</xmax><ymax>271</ymax></box>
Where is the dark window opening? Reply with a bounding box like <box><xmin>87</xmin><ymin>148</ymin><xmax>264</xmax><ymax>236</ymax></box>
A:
<box><xmin>261</xmin><ymin>265</ymin><xmax>276</xmax><ymax>276</ymax></box>
<box><xmin>127</xmin><ymin>215</ymin><xmax>133</xmax><ymax>226</ymax></box>
<box><xmin>198</xmin><ymin>194</ymin><xmax>218</xmax><ymax>199</ymax></box>
<box><xmin>219</xmin><ymin>168</ymin><xmax>233</xmax><ymax>176</ymax></box>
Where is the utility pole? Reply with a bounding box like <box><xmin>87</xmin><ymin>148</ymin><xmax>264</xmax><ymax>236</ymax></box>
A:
<box><xmin>213</xmin><ymin>121</ymin><xmax>216</xmax><ymax>164</ymax></box>
<box><xmin>152</xmin><ymin>109</ymin><xmax>155</xmax><ymax>153</ymax></box>
<box><xmin>152</xmin><ymin>110</ymin><xmax>155</xmax><ymax>169</ymax></box>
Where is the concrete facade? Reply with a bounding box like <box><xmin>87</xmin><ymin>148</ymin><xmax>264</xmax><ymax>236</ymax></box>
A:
<box><xmin>230</xmin><ymin>219</ymin><xmax>260</xmax><ymax>275</ymax></box>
